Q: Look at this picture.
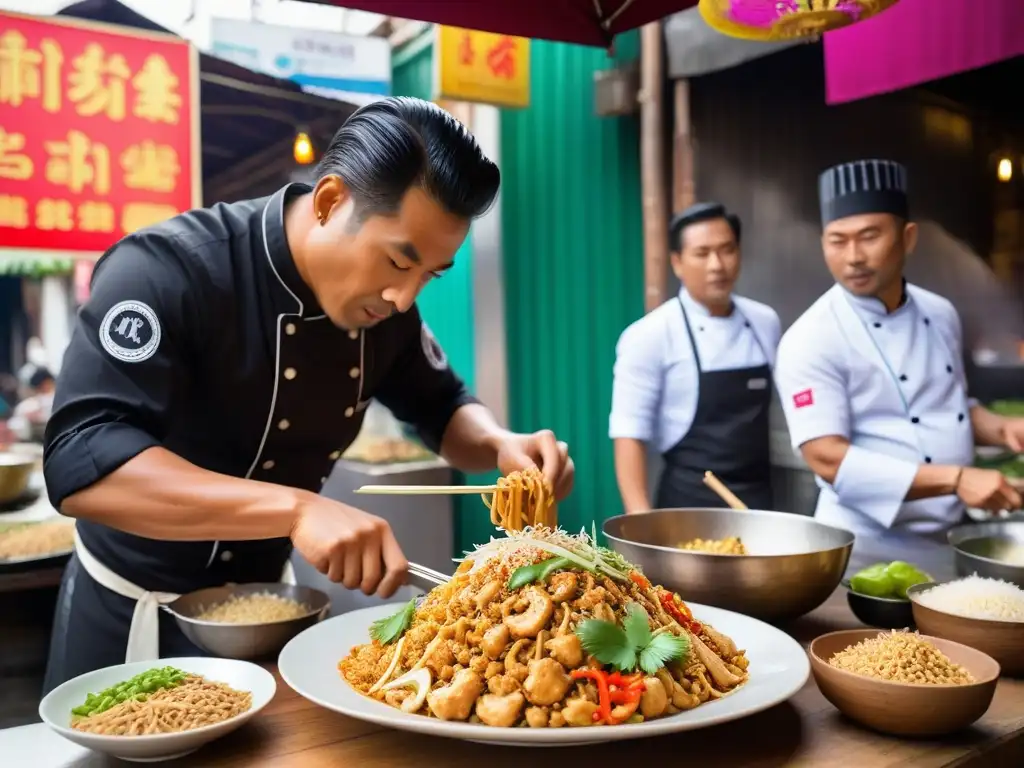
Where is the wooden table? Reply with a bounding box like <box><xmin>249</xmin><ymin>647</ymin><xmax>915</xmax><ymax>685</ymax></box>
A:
<box><xmin>5</xmin><ymin>533</ymin><xmax>1024</xmax><ymax>767</ymax></box>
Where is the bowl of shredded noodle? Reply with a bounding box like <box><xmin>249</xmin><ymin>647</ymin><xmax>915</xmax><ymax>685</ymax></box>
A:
<box><xmin>39</xmin><ymin>656</ymin><xmax>276</xmax><ymax>761</ymax></box>
<box><xmin>163</xmin><ymin>583</ymin><xmax>330</xmax><ymax>660</ymax></box>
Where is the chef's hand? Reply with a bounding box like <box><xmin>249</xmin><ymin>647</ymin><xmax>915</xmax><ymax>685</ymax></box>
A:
<box><xmin>290</xmin><ymin>497</ymin><xmax>408</xmax><ymax>598</ymax></box>
<box><xmin>956</xmin><ymin>467</ymin><xmax>1022</xmax><ymax>512</ymax></box>
<box><xmin>496</xmin><ymin>429</ymin><xmax>575</xmax><ymax>500</ymax></box>
<box><xmin>999</xmin><ymin>417</ymin><xmax>1024</xmax><ymax>453</ymax></box>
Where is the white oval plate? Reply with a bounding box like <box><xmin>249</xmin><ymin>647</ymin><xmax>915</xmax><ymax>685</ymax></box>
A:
<box><xmin>39</xmin><ymin>657</ymin><xmax>277</xmax><ymax>762</ymax></box>
<box><xmin>279</xmin><ymin>602</ymin><xmax>810</xmax><ymax>746</ymax></box>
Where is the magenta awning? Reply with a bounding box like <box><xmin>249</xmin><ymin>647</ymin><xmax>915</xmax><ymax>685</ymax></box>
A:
<box><xmin>823</xmin><ymin>0</ymin><xmax>1024</xmax><ymax>105</ymax></box>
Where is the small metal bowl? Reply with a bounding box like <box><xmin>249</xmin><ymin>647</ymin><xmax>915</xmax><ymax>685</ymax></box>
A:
<box><xmin>841</xmin><ymin>580</ymin><xmax>915</xmax><ymax>630</ymax></box>
<box><xmin>163</xmin><ymin>583</ymin><xmax>330</xmax><ymax>660</ymax></box>
<box><xmin>947</xmin><ymin>518</ymin><xmax>1024</xmax><ymax>587</ymax></box>
<box><xmin>0</xmin><ymin>452</ymin><xmax>35</xmax><ymax>506</ymax></box>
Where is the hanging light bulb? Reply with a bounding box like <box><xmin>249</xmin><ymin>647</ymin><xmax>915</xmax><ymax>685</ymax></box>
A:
<box><xmin>293</xmin><ymin>131</ymin><xmax>314</xmax><ymax>165</ymax></box>
<box><xmin>996</xmin><ymin>157</ymin><xmax>1013</xmax><ymax>183</ymax></box>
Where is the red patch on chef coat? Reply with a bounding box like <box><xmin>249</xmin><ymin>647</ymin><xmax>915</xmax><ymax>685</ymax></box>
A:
<box><xmin>793</xmin><ymin>389</ymin><xmax>814</xmax><ymax>409</ymax></box>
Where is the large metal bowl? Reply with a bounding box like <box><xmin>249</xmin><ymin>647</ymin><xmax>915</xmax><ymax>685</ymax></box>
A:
<box><xmin>162</xmin><ymin>583</ymin><xmax>330</xmax><ymax>660</ymax></box>
<box><xmin>0</xmin><ymin>453</ymin><xmax>35</xmax><ymax>505</ymax></box>
<box><xmin>604</xmin><ymin>508</ymin><xmax>855</xmax><ymax>622</ymax></box>
<box><xmin>948</xmin><ymin>518</ymin><xmax>1024</xmax><ymax>587</ymax></box>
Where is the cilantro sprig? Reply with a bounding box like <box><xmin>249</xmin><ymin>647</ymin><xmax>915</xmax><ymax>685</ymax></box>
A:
<box><xmin>574</xmin><ymin>603</ymin><xmax>689</xmax><ymax>675</ymax></box>
<box><xmin>369</xmin><ymin>597</ymin><xmax>418</xmax><ymax>645</ymax></box>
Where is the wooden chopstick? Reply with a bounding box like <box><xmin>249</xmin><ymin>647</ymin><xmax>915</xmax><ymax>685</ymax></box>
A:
<box><xmin>356</xmin><ymin>484</ymin><xmax>498</xmax><ymax>496</ymax></box>
<box><xmin>702</xmin><ymin>471</ymin><xmax>748</xmax><ymax>511</ymax></box>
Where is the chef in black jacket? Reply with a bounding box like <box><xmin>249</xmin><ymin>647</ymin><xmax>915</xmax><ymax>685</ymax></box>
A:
<box><xmin>41</xmin><ymin>97</ymin><xmax>574</xmax><ymax>692</ymax></box>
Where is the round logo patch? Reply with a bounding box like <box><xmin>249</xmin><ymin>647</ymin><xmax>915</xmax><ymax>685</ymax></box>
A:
<box><xmin>421</xmin><ymin>322</ymin><xmax>448</xmax><ymax>371</ymax></box>
<box><xmin>99</xmin><ymin>301</ymin><xmax>161</xmax><ymax>363</ymax></box>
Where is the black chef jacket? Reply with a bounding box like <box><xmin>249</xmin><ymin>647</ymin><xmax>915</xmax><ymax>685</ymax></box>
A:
<box><xmin>43</xmin><ymin>182</ymin><xmax>477</xmax><ymax>594</ymax></box>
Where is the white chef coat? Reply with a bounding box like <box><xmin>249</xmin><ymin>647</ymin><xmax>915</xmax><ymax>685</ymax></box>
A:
<box><xmin>775</xmin><ymin>282</ymin><xmax>976</xmax><ymax>537</ymax></box>
<box><xmin>609</xmin><ymin>288</ymin><xmax>782</xmax><ymax>452</ymax></box>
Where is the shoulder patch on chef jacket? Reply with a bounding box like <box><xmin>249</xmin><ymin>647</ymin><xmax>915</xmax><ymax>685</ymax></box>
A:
<box><xmin>793</xmin><ymin>388</ymin><xmax>814</xmax><ymax>409</ymax></box>
<box><xmin>99</xmin><ymin>300</ymin><xmax>162</xmax><ymax>363</ymax></box>
<box><xmin>421</xmin><ymin>322</ymin><xmax>448</xmax><ymax>371</ymax></box>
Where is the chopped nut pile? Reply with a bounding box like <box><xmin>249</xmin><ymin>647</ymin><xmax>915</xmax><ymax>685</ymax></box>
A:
<box><xmin>828</xmin><ymin>630</ymin><xmax>975</xmax><ymax>685</ymax></box>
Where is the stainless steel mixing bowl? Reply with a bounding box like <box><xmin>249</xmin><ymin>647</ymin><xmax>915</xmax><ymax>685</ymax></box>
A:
<box><xmin>948</xmin><ymin>517</ymin><xmax>1024</xmax><ymax>587</ymax></box>
<box><xmin>163</xmin><ymin>583</ymin><xmax>330</xmax><ymax>660</ymax></box>
<box><xmin>604</xmin><ymin>508</ymin><xmax>855</xmax><ymax>622</ymax></box>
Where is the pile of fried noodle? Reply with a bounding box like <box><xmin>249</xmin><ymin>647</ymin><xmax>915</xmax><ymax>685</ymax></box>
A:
<box><xmin>340</xmin><ymin>526</ymin><xmax>748</xmax><ymax>728</ymax></box>
<box><xmin>70</xmin><ymin>675</ymin><xmax>252</xmax><ymax>736</ymax></box>
<box><xmin>482</xmin><ymin>467</ymin><xmax>556</xmax><ymax>531</ymax></box>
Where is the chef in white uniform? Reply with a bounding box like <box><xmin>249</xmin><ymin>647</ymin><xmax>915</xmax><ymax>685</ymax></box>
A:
<box><xmin>610</xmin><ymin>202</ymin><xmax>782</xmax><ymax>513</ymax></box>
<box><xmin>775</xmin><ymin>159</ymin><xmax>1024</xmax><ymax>539</ymax></box>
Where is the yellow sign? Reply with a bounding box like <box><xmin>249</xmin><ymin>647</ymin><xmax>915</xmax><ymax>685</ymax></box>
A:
<box><xmin>435</xmin><ymin>26</ymin><xmax>530</xmax><ymax>109</ymax></box>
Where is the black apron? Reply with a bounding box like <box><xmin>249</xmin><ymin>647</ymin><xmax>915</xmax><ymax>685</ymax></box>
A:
<box><xmin>655</xmin><ymin>297</ymin><xmax>774</xmax><ymax>510</ymax></box>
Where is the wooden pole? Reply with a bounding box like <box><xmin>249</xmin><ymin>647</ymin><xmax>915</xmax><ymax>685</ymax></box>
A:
<box><xmin>639</xmin><ymin>21</ymin><xmax>669</xmax><ymax>313</ymax></box>
<box><xmin>672</xmin><ymin>79</ymin><xmax>696</xmax><ymax>213</ymax></box>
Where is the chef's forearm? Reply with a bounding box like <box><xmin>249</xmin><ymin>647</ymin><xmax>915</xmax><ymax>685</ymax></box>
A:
<box><xmin>437</xmin><ymin>403</ymin><xmax>512</xmax><ymax>473</ymax></box>
<box><xmin>60</xmin><ymin>446</ymin><xmax>310</xmax><ymax>541</ymax></box>
<box><xmin>802</xmin><ymin>436</ymin><xmax>960</xmax><ymax>501</ymax></box>
<box><xmin>970</xmin><ymin>405</ymin><xmax>1007</xmax><ymax>447</ymax></box>
<box><xmin>614</xmin><ymin>439</ymin><xmax>651</xmax><ymax>513</ymax></box>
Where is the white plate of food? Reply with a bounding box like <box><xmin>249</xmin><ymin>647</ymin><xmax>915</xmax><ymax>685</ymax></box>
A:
<box><xmin>278</xmin><ymin>526</ymin><xmax>810</xmax><ymax>746</ymax></box>
<box><xmin>38</xmin><ymin>657</ymin><xmax>277</xmax><ymax>762</ymax></box>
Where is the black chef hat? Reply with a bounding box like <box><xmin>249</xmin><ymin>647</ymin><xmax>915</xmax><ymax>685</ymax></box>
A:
<box><xmin>819</xmin><ymin>159</ymin><xmax>909</xmax><ymax>226</ymax></box>
<box><xmin>669</xmin><ymin>201</ymin><xmax>741</xmax><ymax>252</ymax></box>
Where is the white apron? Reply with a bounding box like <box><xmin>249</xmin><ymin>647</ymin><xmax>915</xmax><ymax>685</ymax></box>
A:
<box><xmin>73</xmin><ymin>530</ymin><xmax>296</xmax><ymax>663</ymax></box>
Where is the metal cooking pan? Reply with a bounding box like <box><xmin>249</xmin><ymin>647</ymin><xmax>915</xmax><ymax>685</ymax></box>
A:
<box><xmin>604</xmin><ymin>508</ymin><xmax>854</xmax><ymax>623</ymax></box>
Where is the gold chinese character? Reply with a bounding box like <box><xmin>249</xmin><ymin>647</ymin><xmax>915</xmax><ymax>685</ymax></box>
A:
<box><xmin>36</xmin><ymin>198</ymin><xmax>74</xmax><ymax>231</ymax></box>
<box><xmin>0</xmin><ymin>195</ymin><xmax>29</xmax><ymax>229</ymax></box>
<box><xmin>0</xmin><ymin>128</ymin><xmax>33</xmax><ymax>180</ymax></box>
<box><xmin>77</xmin><ymin>201</ymin><xmax>115</xmax><ymax>233</ymax></box>
<box><xmin>121</xmin><ymin>202</ymin><xmax>178</xmax><ymax>233</ymax></box>
<box><xmin>121</xmin><ymin>141</ymin><xmax>180</xmax><ymax>193</ymax></box>
<box><xmin>68</xmin><ymin>43</ymin><xmax>131</xmax><ymax>121</ymax></box>
<box><xmin>132</xmin><ymin>54</ymin><xmax>181</xmax><ymax>124</ymax></box>
<box><xmin>44</xmin><ymin>130</ymin><xmax>111</xmax><ymax>195</ymax></box>
<box><xmin>0</xmin><ymin>31</ymin><xmax>63</xmax><ymax>112</ymax></box>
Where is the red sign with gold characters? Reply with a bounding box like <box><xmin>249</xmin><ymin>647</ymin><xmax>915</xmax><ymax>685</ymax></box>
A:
<box><xmin>0</xmin><ymin>12</ymin><xmax>200</xmax><ymax>256</ymax></box>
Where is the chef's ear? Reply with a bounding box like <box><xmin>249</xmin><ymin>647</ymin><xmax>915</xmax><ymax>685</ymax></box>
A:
<box><xmin>901</xmin><ymin>220</ymin><xmax>918</xmax><ymax>254</ymax></box>
<box><xmin>311</xmin><ymin>174</ymin><xmax>352</xmax><ymax>226</ymax></box>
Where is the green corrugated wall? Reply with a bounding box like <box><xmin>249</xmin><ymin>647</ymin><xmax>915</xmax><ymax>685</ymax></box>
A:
<box><xmin>392</xmin><ymin>34</ymin><xmax>475</xmax><ymax>390</ymax></box>
<box><xmin>456</xmin><ymin>35</ymin><xmax>645</xmax><ymax>552</ymax></box>
<box><xmin>392</xmin><ymin>32</ymin><xmax>645</xmax><ymax>554</ymax></box>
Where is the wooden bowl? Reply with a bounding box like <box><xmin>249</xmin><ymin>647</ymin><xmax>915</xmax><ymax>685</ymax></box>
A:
<box><xmin>809</xmin><ymin>629</ymin><xmax>1000</xmax><ymax>737</ymax></box>
<box><xmin>907</xmin><ymin>582</ymin><xmax>1024</xmax><ymax>677</ymax></box>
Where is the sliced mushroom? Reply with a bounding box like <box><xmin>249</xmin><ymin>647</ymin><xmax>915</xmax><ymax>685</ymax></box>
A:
<box><xmin>475</xmin><ymin>580</ymin><xmax>502</xmax><ymax>610</ymax></box>
<box><xmin>503</xmin><ymin>586</ymin><xmax>554</xmax><ymax>639</ymax></box>
<box><xmin>426</xmin><ymin>668</ymin><xmax>484</xmax><ymax>721</ymax></box>
<box><xmin>474</xmin><ymin>691</ymin><xmax>525</xmax><ymax>727</ymax></box>
<box><xmin>702</xmin><ymin>624</ymin><xmax>738</xmax><ymax>658</ymax></box>
<box><xmin>690</xmin><ymin>633</ymin><xmax>743</xmax><ymax>689</ymax></box>
<box><xmin>504</xmin><ymin>638</ymin><xmax>531</xmax><ymax>680</ymax></box>
<box><xmin>523</xmin><ymin>657</ymin><xmax>572</xmax><ymax>706</ymax></box>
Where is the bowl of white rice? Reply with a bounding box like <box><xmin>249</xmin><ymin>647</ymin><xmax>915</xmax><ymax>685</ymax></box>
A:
<box><xmin>907</xmin><ymin>576</ymin><xmax>1024</xmax><ymax>677</ymax></box>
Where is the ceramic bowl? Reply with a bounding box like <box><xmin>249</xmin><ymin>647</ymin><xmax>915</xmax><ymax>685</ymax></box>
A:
<box><xmin>907</xmin><ymin>581</ymin><xmax>1024</xmax><ymax>677</ymax></box>
<box><xmin>809</xmin><ymin>629</ymin><xmax>1000</xmax><ymax>737</ymax></box>
<box><xmin>39</xmin><ymin>656</ymin><xmax>276</xmax><ymax>762</ymax></box>
<box><xmin>842</xmin><ymin>580</ymin><xmax>915</xmax><ymax>629</ymax></box>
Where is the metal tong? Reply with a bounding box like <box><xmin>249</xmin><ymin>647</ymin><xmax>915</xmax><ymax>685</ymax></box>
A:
<box><xmin>405</xmin><ymin>561</ymin><xmax>450</xmax><ymax>593</ymax></box>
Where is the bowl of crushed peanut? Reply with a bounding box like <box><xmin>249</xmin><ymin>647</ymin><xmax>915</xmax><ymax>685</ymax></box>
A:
<box><xmin>808</xmin><ymin>629</ymin><xmax>999</xmax><ymax>736</ymax></box>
